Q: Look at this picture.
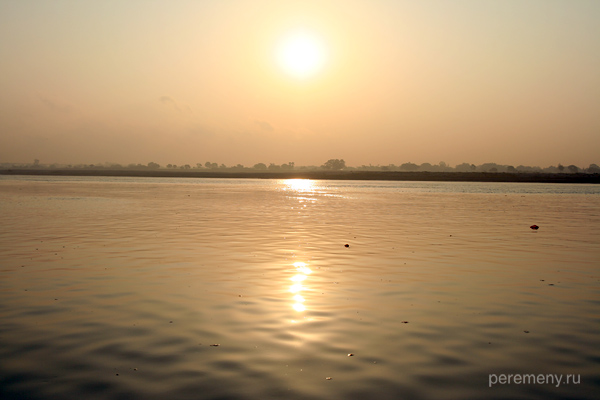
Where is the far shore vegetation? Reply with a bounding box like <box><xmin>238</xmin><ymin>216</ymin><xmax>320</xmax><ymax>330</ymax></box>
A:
<box><xmin>2</xmin><ymin>159</ymin><xmax>599</xmax><ymax>183</ymax></box>
<box><xmin>2</xmin><ymin>158</ymin><xmax>599</xmax><ymax>175</ymax></box>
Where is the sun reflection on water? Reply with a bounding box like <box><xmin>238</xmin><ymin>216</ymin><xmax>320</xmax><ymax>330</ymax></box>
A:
<box><xmin>283</xmin><ymin>179</ymin><xmax>315</xmax><ymax>193</ymax></box>
<box><xmin>290</xmin><ymin>261</ymin><xmax>312</xmax><ymax>315</ymax></box>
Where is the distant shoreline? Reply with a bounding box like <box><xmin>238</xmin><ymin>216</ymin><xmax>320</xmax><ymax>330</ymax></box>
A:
<box><xmin>2</xmin><ymin>168</ymin><xmax>599</xmax><ymax>183</ymax></box>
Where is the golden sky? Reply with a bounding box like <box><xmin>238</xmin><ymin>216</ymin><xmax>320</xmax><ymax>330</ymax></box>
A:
<box><xmin>1</xmin><ymin>0</ymin><xmax>599</xmax><ymax>167</ymax></box>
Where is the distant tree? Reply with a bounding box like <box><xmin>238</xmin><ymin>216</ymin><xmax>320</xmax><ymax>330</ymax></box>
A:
<box><xmin>196</xmin><ymin>163</ymin><xmax>203</xmax><ymax>169</ymax></box>
<box><xmin>420</xmin><ymin>162</ymin><xmax>433</xmax><ymax>171</ymax></box>
<box><xmin>184</xmin><ymin>164</ymin><xmax>191</xmax><ymax>169</ymax></box>
<box><xmin>587</xmin><ymin>164</ymin><xmax>600</xmax><ymax>173</ymax></box>
<box><xmin>147</xmin><ymin>162</ymin><xmax>160</xmax><ymax>169</ymax></box>
<box><xmin>205</xmin><ymin>162</ymin><xmax>218</xmax><ymax>169</ymax></box>
<box><xmin>400</xmin><ymin>162</ymin><xmax>419</xmax><ymax>171</ymax></box>
<box><xmin>506</xmin><ymin>165</ymin><xmax>516</xmax><ymax>173</ymax></box>
<box><xmin>253</xmin><ymin>163</ymin><xmax>267</xmax><ymax>170</ymax></box>
<box><xmin>541</xmin><ymin>165</ymin><xmax>558</xmax><ymax>173</ymax></box>
<box><xmin>322</xmin><ymin>159</ymin><xmax>346</xmax><ymax>170</ymax></box>
<box><xmin>454</xmin><ymin>163</ymin><xmax>472</xmax><ymax>172</ymax></box>
<box><xmin>280</xmin><ymin>162</ymin><xmax>295</xmax><ymax>171</ymax></box>
<box><xmin>480</xmin><ymin>163</ymin><xmax>499</xmax><ymax>172</ymax></box>
<box><xmin>557</xmin><ymin>164</ymin><xmax>565</xmax><ymax>172</ymax></box>
<box><xmin>33</xmin><ymin>159</ymin><xmax>40</xmax><ymax>167</ymax></box>
<box><xmin>516</xmin><ymin>165</ymin><xmax>542</xmax><ymax>172</ymax></box>
<box><xmin>567</xmin><ymin>165</ymin><xmax>579</xmax><ymax>173</ymax></box>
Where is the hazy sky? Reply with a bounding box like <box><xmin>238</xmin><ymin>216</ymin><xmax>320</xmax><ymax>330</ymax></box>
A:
<box><xmin>1</xmin><ymin>0</ymin><xmax>599</xmax><ymax>167</ymax></box>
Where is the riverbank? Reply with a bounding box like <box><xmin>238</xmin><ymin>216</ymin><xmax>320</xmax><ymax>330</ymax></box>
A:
<box><xmin>1</xmin><ymin>168</ymin><xmax>599</xmax><ymax>183</ymax></box>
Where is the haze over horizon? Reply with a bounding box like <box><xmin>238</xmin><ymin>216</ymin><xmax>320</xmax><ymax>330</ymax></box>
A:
<box><xmin>1</xmin><ymin>1</ymin><xmax>599</xmax><ymax>168</ymax></box>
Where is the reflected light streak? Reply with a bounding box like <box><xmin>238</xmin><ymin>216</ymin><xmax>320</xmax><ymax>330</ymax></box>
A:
<box><xmin>289</xmin><ymin>261</ymin><xmax>314</xmax><ymax>314</ymax></box>
<box><xmin>293</xmin><ymin>303</ymin><xmax>306</xmax><ymax>312</ymax></box>
<box><xmin>289</xmin><ymin>283</ymin><xmax>304</xmax><ymax>293</ymax></box>
<box><xmin>284</xmin><ymin>179</ymin><xmax>315</xmax><ymax>193</ymax></box>
<box><xmin>291</xmin><ymin>274</ymin><xmax>306</xmax><ymax>282</ymax></box>
<box><xmin>293</xmin><ymin>261</ymin><xmax>312</xmax><ymax>275</ymax></box>
<box><xmin>293</xmin><ymin>294</ymin><xmax>305</xmax><ymax>303</ymax></box>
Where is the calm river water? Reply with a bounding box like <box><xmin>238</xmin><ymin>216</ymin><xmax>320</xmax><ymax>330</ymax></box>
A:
<box><xmin>1</xmin><ymin>176</ymin><xmax>599</xmax><ymax>400</ymax></box>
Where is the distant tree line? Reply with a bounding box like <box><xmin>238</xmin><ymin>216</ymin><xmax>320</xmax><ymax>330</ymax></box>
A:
<box><xmin>3</xmin><ymin>159</ymin><xmax>599</xmax><ymax>174</ymax></box>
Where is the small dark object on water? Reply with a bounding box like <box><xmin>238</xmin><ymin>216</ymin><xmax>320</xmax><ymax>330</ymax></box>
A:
<box><xmin>210</xmin><ymin>344</ymin><xmax>220</xmax><ymax>347</ymax></box>
<box><xmin>524</xmin><ymin>330</ymin><xmax>530</xmax><ymax>333</ymax></box>
<box><xmin>348</xmin><ymin>353</ymin><xmax>354</xmax><ymax>357</ymax></box>
<box><xmin>548</xmin><ymin>283</ymin><xmax>554</xmax><ymax>286</ymax></box>
<box><xmin>530</xmin><ymin>225</ymin><xmax>539</xmax><ymax>230</ymax></box>
<box><xmin>326</xmin><ymin>377</ymin><xmax>332</xmax><ymax>380</ymax></box>
<box><xmin>344</xmin><ymin>244</ymin><xmax>349</xmax><ymax>248</ymax></box>
<box><xmin>401</xmin><ymin>321</ymin><xmax>409</xmax><ymax>324</ymax></box>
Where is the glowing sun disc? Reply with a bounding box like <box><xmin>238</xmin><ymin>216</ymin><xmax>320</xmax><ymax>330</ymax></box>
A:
<box><xmin>277</xmin><ymin>31</ymin><xmax>326</xmax><ymax>78</ymax></box>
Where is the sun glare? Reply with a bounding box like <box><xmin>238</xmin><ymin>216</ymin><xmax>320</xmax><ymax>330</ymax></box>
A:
<box><xmin>284</xmin><ymin>179</ymin><xmax>315</xmax><ymax>193</ymax></box>
<box><xmin>277</xmin><ymin>31</ymin><xmax>326</xmax><ymax>79</ymax></box>
<box><xmin>289</xmin><ymin>261</ymin><xmax>313</xmax><ymax>315</ymax></box>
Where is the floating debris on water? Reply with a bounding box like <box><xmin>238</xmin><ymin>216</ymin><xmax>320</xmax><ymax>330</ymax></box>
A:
<box><xmin>326</xmin><ymin>377</ymin><xmax>332</xmax><ymax>380</ymax></box>
<box><xmin>530</xmin><ymin>225</ymin><xmax>539</xmax><ymax>230</ymax></box>
<box><xmin>401</xmin><ymin>321</ymin><xmax>409</xmax><ymax>324</ymax></box>
<box><xmin>210</xmin><ymin>344</ymin><xmax>220</xmax><ymax>347</ymax></box>
<box><xmin>524</xmin><ymin>330</ymin><xmax>530</xmax><ymax>333</ymax></box>
<box><xmin>348</xmin><ymin>353</ymin><xmax>354</xmax><ymax>357</ymax></box>
<box><xmin>344</xmin><ymin>244</ymin><xmax>349</xmax><ymax>248</ymax></box>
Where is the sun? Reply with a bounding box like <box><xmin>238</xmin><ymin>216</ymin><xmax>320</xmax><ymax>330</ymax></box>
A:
<box><xmin>276</xmin><ymin>31</ymin><xmax>326</xmax><ymax>79</ymax></box>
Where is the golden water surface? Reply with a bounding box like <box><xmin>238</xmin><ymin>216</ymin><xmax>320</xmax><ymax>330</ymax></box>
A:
<box><xmin>1</xmin><ymin>177</ymin><xmax>599</xmax><ymax>400</ymax></box>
